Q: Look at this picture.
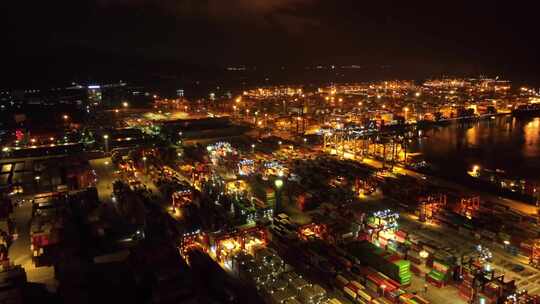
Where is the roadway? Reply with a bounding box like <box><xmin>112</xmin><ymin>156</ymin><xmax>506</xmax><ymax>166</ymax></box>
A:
<box><xmin>89</xmin><ymin>157</ymin><xmax>115</xmax><ymax>204</ymax></box>
<box><xmin>8</xmin><ymin>200</ymin><xmax>56</xmax><ymax>291</ymax></box>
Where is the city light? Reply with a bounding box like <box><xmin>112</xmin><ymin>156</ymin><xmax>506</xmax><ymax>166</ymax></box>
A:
<box><xmin>122</xmin><ymin>101</ymin><xmax>129</xmax><ymax>108</ymax></box>
<box><xmin>471</xmin><ymin>164</ymin><xmax>480</xmax><ymax>176</ymax></box>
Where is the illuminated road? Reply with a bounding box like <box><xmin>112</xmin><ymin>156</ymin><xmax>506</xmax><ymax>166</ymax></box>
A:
<box><xmin>8</xmin><ymin>200</ymin><xmax>56</xmax><ymax>291</ymax></box>
<box><xmin>89</xmin><ymin>157</ymin><xmax>115</xmax><ymax>203</ymax></box>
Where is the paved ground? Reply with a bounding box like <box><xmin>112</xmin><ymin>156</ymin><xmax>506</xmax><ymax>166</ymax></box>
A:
<box><xmin>408</xmin><ymin>274</ymin><xmax>466</xmax><ymax>304</ymax></box>
<box><xmin>89</xmin><ymin>157</ymin><xmax>115</xmax><ymax>204</ymax></box>
<box><xmin>8</xmin><ymin>200</ymin><xmax>57</xmax><ymax>292</ymax></box>
<box><xmin>399</xmin><ymin>214</ymin><xmax>540</xmax><ymax>296</ymax></box>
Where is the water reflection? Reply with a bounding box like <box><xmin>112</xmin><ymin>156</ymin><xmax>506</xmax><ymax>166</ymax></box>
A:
<box><xmin>410</xmin><ymin>117</ymin><xmax>540</xmax><ymax>181</ymax></box>
<box><xmin>523</xmin><ymin>118</ymin><xmax>540</xmax><ymax>158</ymax></box>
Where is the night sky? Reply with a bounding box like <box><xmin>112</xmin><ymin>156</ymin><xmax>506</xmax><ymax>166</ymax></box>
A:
<box><xmin>3</xmin><ymin>0</ymin><xmax>540</xmax><ymax>87</ymax></box>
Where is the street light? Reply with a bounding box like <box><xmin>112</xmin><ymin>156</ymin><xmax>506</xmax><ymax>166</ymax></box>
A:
<box><xmin>122</xmin><ymin>101</ymin><xmax>129</xmax><ymax>108</ymax></box>
<box><xmin>62</xmin><ymin>114</ymin><xmax>69</xmax><ymax>120</ymax></box>
<box><xmin>274</xmin><ymin>178</ymin><xmax>284</xmax><ymax>213</ymax></box>
<box><xmin>35</xmin><ymin>175</ymin><xmax>41</xmax><ymax>189</ymax></box>
<box><xmin>251</xmin><ymin>144</ymin><xmax>255</xmax><ymax>153</ymax></box>
<box><xmin>472</xmin><ymin>165</ymin><xmax>480</xmax><ymax>176</ymax></box>
<box><xmin>103</xmin><ymin>134</ymin><xmax>109</xmax><ymax>153</ymax></box>
<box><xmin>404</xmin><ymin>107</ymin><xmax>410</xmax><ymax>121</ymax></box>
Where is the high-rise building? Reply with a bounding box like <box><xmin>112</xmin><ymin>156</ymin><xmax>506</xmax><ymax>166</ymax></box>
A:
<box><xmin>87</xmin><ymin>85</ymin><xmax>102</xmax><ymax>105</ymax></box>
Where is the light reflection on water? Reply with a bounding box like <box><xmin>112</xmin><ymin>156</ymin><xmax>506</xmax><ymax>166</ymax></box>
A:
<box><xmin>409</xmin><ymin>117</ymin><xmax>540</xmax><ymax>181</ymax></box>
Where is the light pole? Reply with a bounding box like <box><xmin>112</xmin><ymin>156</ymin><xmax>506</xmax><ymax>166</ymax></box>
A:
<box><xmin>103</xmin><ymin>134</ymin><xmax>109</xmax><ymax>154</ymax></box>
<box><xmin>404</xmin><ymin>107</ymin><xmax>409</xmax><ymax>122</ymax></box>
<box><xmin>274</xmin><ymin>178</ymin><xmax>284</xmax><ymax>214</ymax></box>
<box><xmin>251</xmin><ymin>144</ymin><xmax>255</xmax><ymax>153</ymax></box>
<box><xmin>35</xmin><ymin>175</ymin><xmax>41</xmax><ymax>191</ymax></box>
<box><xmin>142</xmin><ymin>156</ymin><xmax>147</xmax><ymax>173</ymax></box>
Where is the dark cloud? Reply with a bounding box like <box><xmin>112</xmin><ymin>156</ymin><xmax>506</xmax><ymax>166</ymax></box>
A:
<box><xmin>96</xmin><ymin>0</ymin><xmax>312</xmax><ymax>18</ymax></box>
<box><xmin>4</xmin><ymin>0</ymin><xmax>540</xmax><ymax>87</ymax></box>
<box><xmin>93</xmin><ymin>0</ymin><xmax>319</xmax><ymax>37</ymax></box>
